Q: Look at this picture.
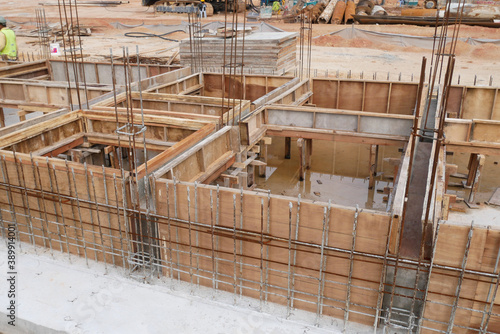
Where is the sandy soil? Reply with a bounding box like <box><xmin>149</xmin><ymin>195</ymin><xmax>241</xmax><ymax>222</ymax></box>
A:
<box><xmin>1</xmin><ymin>0</ymin><xmax>499</xmax><ymax>85</ymax></box>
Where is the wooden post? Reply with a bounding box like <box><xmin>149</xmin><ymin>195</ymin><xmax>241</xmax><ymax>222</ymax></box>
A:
<box><xmin>468</xmin><ymin>154</ymin><xmax>485</xmax><ymax>204</ymax></box>
<box><xmin>297</xmin><ymin>138</ymin><xmax>305</xmax><ymax>181</ymax></box>
<box><xmin>466</xmin><ymin>153</ymin><xmax>479</xmax><ymax>187</ymax></box>
<box><xmin>247</xmin><ymin>165</ymin><xmax>255</xmax><ymax>188</ymax></box>
<box><xmin>366</xmin><ymin>187</ymin><xmax>375</xmax><ymax>209</ymax></box>
<box><xmin>305</xmin><ymin>139</ymin><xmax>312</xmax><ymax>169</ymax></box>
<box><xmin>285</xmin><ymin>137</ymin><xmax>291</xmax><ymax>159</ymax></box>
<box><xmin>445</xmin><ymin>164</ymin><xmax>458</xmax><ymax>192</ymax></box>
<box><xmin>442</xmin><ymin>194</ymin><xmax>456</xmax><ymax>220</ymax></box>
<box><xmin>387</xmin><ymin>158</ymin><xmax>400</xmax><ymax>180</ymax></box>
<box><xmin>368</xmin><ymin>144</ymin><xmax>378</xmax><ymax>189</ymax></box>
<box><xmin>239</xmin><ymin>172</ymin><xmax>249</xmax><ymax>190</ymax></box>
<box><xmin>259</xmin><ymin>139</ymin><xmax>268</xmax><ymax>177</ymax></box>
<box><xmin>18</xmin><ymin>110</ymin><xmax>27</xmax><ymax>122</ymax></box>
<box><xmin>0</xmin><ymin>107</ymin><xmax>4</xmax><ymax>127</ymax></box>
<box><xmin>105</xmin><ymin>146</ymin><xmax>120</xmax><ymax>169</ymax></box>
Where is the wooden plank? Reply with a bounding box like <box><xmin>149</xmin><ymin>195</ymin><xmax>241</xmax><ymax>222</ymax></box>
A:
<box><xmin>0</xmin><ymin>111</ymin><xmax>81</xmax><ymax>149</ymax></box>
<box><xmin>388</xmin><ymin>83</ymin><xmax>418</xmax><ymax>115</ymax></box>
<box><xmin>142</xmin><ymin>123</ymin><xmax>217</xmax><ymax>179</ymax></box>
<box><xmin>32</xmin><ymin>133</ymin><xmax>85</xmax><ymax>157</ymax></box>
<box><xmin>462</xmin><ymin>87</ymin><xmax>496</xmax><ymax>120</ymax></box>
<box><xmin>86</xmin><ymin>132</ymin><xmax>175</xmax><ymax>152</ymax></box>
<box><xmin>266</xmin><ymin>125</ymin><xmax>408</xmax><ymax>146</ymax></box>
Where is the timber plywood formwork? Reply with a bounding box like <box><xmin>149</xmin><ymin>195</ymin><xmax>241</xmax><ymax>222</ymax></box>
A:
<box><xmin>152</xmin><ymin>126</ymin><xmax>237</xmax><ymax>184</ymax></box>
<box><xmin>0</xmin><ymin>108</ymin><xmax>218</xmax><ymax>266</ymax></box>
<box><xmin>154</xmin><ymin>179</ymin><xmax>393</xmax><ymax>326</ymax></box>
<box><xmin>180</xmin><ymin>32</ymin><xmax>298</xmax><ymax>75</ymax></box>
<box><xmin>444</xmin><ymin>119</ymin><xmax>500</xmax><ymax>155</ymax></box>
<box><xmin>445</xmin><ymin>85</ymin><xmax>500</xmax><ymax>120</ymax></box>
<box><xmin>240</xmin><ymin>105</ymin><xmax>414</xmax><ymax>148</ymax></box>
<box><xmin>0</xmin><ymin>80</ymin><xmax>113</xmax><ymax>109</ymax></box>
<box><xmin>421</xmin><ymin>221</ymin><xmax>500</xmax><ymax>333</ymax></box>
<box><xmin>0</xmin><ymin>150</ymin><xmax>130</xmax><ymax>266</ymax></box>
<box><xmin>91</xmin><ymin>91</ymin><xmax>251</xmax><ymax>125</ymax></box>
<box><xmin>145</xmin><ymin>73</ymin><xmax>204</xmax><ymax>95</ymax></box>
<box><xmin>202</xmin><ymin>73</ymin><xmax>293</xmax><ymax>101</ymax></box>
<box><xmin>49</xmin><ymin>59</ymin><xmax>183</xmax><ymax>85</ymax></box>
<box><xmin>0</xmin><ymin>60</ymin><xmax>50</xmax><ymax>80</ymax></box>
<box><xmin>311</xmin><ymin>78</ymin><xmax>420</xmax><ymax>115</ymax></box>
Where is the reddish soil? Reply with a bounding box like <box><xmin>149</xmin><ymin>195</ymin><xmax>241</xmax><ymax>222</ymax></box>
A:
<box><xmin>0</xmin><ymin>0</ymin><xmax>498</xmax><ymax>84</ymax></box>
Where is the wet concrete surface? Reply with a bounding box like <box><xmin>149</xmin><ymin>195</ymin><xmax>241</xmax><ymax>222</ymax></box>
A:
<box><xmin>255</xmin><ymin>137</ymin><xmax>404</xmax><ymax>210</ymax></box>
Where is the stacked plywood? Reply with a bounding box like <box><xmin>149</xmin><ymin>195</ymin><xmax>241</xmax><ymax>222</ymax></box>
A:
<box><xmin>180</xmin><ymin>32</ymin><xmax>298</xmax><ymax>74</ymax></box>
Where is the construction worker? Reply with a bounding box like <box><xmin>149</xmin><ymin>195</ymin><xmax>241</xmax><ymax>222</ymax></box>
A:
<box><xmin>0</xmin><ymin>16</ymin><xmax>17</xmax><ymax>61</ymax></box>
<box><xmin>199</xmin><ymin>0</ymin><xmax>207</xmax><ymax>18</ymax></box>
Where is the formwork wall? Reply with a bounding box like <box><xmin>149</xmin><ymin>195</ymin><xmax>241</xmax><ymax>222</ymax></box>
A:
<box><xmin>0</xmin><ymin>151</ymin><xmax>129</xmax><ymax>267</ymax></box>
<box><xmin>1</xmin><ymin>158</ymin><xmax>499</xmax><ymax>332</ymax></box>
<box><xmin>312</xmin><ymin>79</ymin><xmax>420</xmax><ymax>115</ymax></box>
<box><xmin>203</xmin><ymin>73</ymin><xmax>292</xmax><ymax>101</ymax></box>
<box><xmin>445</xmin><ymin>86</ymin><xmax>500</xmax><ymax>120</ymax></box>
<box><xmin>154</xmin><ymin>179</ymin><xmax>392</xmax><ymax>326</ymax></box>
<box><xmin>422</xmin><ymin>221</ymin><xmax>500</xmax><ymax>333</ymax></box>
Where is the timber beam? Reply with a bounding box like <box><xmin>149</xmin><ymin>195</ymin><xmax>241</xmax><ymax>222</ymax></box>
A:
<box><xmin>267</xmin><ymin>125</ymin><xmax>408</xmax><ymax>146</ymax></box>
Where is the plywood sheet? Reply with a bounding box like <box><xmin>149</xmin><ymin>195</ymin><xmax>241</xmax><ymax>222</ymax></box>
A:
<box><xmin>338</xmin><ymin>81</ymin><xmax>363</xmax><ymax>111</ymax></box>
<box><xmin>462</xmin><ymin>88</ymin><xmax>495</xmax><ymax>120</ymax></box>
<box><xmin>388</xmin><ymin>83</ymin><xmax>418</xmax><ymax>115</ymax></box>
<box><xmin>312</xmin><ymin>80</ymin><xmax>338</xmax><ymax>108</ymax></box>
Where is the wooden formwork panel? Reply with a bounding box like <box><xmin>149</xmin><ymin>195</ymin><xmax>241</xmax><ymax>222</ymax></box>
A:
<box><xmin>0</xmin><ymin>60</ymin><xmax>49</xmax><ymax>80</ymax></box>
<box><xmin>152</xmin><ymin>126</ymin><xmax>235</xmax><ymax>183</ymax></box>
<box><xmin>203</xmin><ymin>73</ymin><xmax>291</xmax><ymax>101</ymax></box>
<box><xmin>154</xmin><ymin>180</ymin><xmax>391</xmax><ymax>326</ymax></box>
<box><xmin>145</xmin><ymin>73</ymin><xmax>202</xmax><ymax>95</ymax></box>
<box><xmin>92</xmin><ymin>91</ymin><xmax>250</xmax><ymax>125</ymax></box>
<box><xmin>0</xmin><ymin>152</ymin><xmax>130</xmax><ymax>266</ymax></box>
<box><xmin>445</xmin><ymin>86</ymin><xmax>500</xmax><ymax>121</ymax></box>
<box><xmin>422</xmin><ymin>223</ymin><xmax>500</xmax><ymax>334</ymax></box>
<box><xmin>444</xmin><ymin>119</ymin><xmax>500</xmax><ymax>155</ymax></box>
<box><xmin>0</xmin><ymin>112</ymin><xmax>83</xmax><ymax>153</ymax></box>
<box><xmin>49</xmin><ymin>60</ymin><xmax>183</xmax><ymax>85</ymax></box>
<box><xmin>0</xmin><ymin>80</ymin><xmax>113</xmax><ymax>110</ymax></box>
<box><xmin>311</xmin><ymin>79</ymin><xmax>419</xmax><ymax>115</ymax></box>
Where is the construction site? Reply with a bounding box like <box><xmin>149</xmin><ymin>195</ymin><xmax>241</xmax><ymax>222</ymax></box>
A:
<box><xmin>0</xmin><ymin>0</ymin><xmax>499</xmax><ymax>333</ymax></box>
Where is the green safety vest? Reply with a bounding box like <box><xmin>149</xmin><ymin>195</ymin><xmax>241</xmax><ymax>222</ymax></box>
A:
<box><xmin>1</xmin><ymin>28</ymin><xmax>17</xmax><ymax>60</ymax></box>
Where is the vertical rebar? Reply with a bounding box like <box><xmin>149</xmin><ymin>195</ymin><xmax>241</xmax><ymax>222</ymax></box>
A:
<box><xmin>291</xmin><ymin>194</ymin><xmax>301</xmax><ymax>309</ymax></box>
<box><xmin>447</xmin><ymin>221</ymin><xmax>474</xmax><ymax>333</ymax></box>
<box><xmin>29</xmin><ymin>154</ymin><xmax>48</xmax><ymax>249</ymax></box>
<box><xmin>101</xmin><ymin>165</ymin><xmax>116</xmax><ymax>267</ymax></box>
<box><xmin>373</xmin><ymin>215</ymin><xmax>395</xmax><ymax>332</ymax></box>
<box><xmin>417</xmin><ymin>220</ymin><xmax>442</xmax><ymax>333</ymax></box>
<box><xmin>45</xmin><ymin>158</ymin><xmax>64</xmax><ymax>253</ymax></box>
<box><xmin>89</xmin><ymin>169</ymin><xmax>109</xmax><ymax>272</ymax></box>
<box><xmin>316</xmin><ymin>204</ymin><xmax>328</xmax><ymax>325</ymax></box>
<box><xmin>70</xmin><ymin>167</ymin><xmax>89</xmax><ymax>266</ymax></box>
<box><xmin>165</xmin><ymin>182</ymin><xmax>174</xmax><ymax>282</ymax></box>
<box><xmin>83</xmin><ymin>163</ymin><xmax>99</xmax><ymax>262</ymax></box>
<box><xmin>50</xmin><ymin>163</ymin><xmax>72</xmax><ymax>261</ymax></box>
<box><xmin>112</xmin><ymin>173</ymin><xmax>126</xmax><ymax>268</ymax></box>
<box><xmin>343</xmin><ymin>205</ymin><xmax>360</xmax><ymax>332</ymax></box>
<box><xmin>287</xmin><ymin>201</ymin><xmax>293</xmax><ymax>318</ymax></box>
<box><xmin>187</xmin><ymin>186</ymin><xmax>194</xmax><ymax>287</ymax></box>
<box><xmin>232</xmin><ymin>193</ymin><xmax>238</xmax><ymax>304</ymax></box>
<box><xmin>210</xmin><ymin>189</ymin><xmax>216</xmax><ymax>293</ymax></box>
<box><xmin>13</xmin><ymin>154</ymin><xmax>36</xmax><ymax>249</ymax></box>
